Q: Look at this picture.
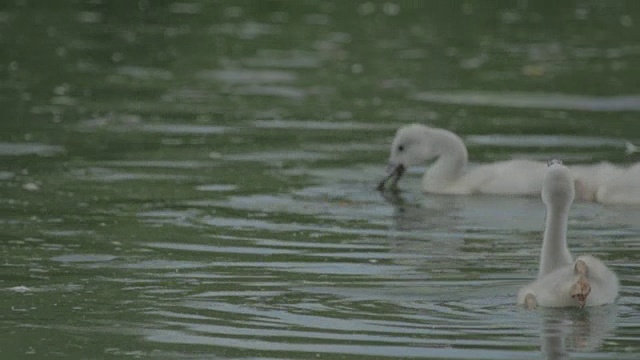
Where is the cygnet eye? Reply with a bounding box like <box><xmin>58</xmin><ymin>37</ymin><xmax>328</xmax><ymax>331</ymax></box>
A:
<box><xmin>547</xmin><ymin>159</ymin><xmax>563</xmax><ymax>167</ymax></box>
<box><xmin>397</xmin><ymin>145</ymin><xmax>405</xmax><ymax>152</ymax></box>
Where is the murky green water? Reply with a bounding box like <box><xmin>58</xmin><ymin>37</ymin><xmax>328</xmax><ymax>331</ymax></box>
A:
<box><xmin>1</xmin><ymin>1</ymin><xmax>639</xmax><ymax>359</ymax></box>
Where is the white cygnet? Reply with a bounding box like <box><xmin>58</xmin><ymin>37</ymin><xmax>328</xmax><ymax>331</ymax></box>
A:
<box><xmin>377</xmin><ymin>124</ymin><xmax>640</xmax><ymax>205</ymax></box>
<box><xmin>517</xmin><ymin>160</ymin><xmax>619</xmax><ymax>308</ymax></box>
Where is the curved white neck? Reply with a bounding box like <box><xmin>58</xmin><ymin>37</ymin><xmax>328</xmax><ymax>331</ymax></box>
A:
<box><xmin>422</xmin><ymin>128</ymin><xmax>468</xmax><ymax>191</ymax></box>
<box><xmin>538</xmin><ymin>204</ymin><xmax>573</xmax><ymax>278</ymax></box>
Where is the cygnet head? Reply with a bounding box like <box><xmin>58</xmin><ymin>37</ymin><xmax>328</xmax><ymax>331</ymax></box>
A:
<box><xmin>542</xmin><ymin>160</ymin><xmax>575</xmax><ymax>209</ymax></box>
<box><xmin>377</xmin><ymin>124</ymin><xmax>439</xmax><ymax>191</ymax></box>
<box><xmin>388</xmin><ymin>124</ymin><xmax>439</xmax><ymax>168</ymax></box>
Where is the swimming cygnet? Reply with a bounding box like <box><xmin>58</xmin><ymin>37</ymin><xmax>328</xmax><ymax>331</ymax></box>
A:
<box><xmin>517</xmin><ymin>160</ymin><xmax>619</xmax><ymax>309</ymax></box>
<box><xmin>377</xmin><ymin>124</ymin><xmax>640</xmax><ymax>204</ymax></box>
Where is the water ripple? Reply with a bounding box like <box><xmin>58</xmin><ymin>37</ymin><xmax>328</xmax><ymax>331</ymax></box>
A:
<box><xmin>413</xmin><ymin>91</ymin><xmax>640</xmax><ymax>111</ymax></box>
<box><xmin>0</xmin><ymin>142</ymin><xmax>65</xmax><ymax>157</ymax></box>
<box><xmin>199</xmin><ymin>69</ymin><xmax>296</xmax><ymax>84</ymax></box>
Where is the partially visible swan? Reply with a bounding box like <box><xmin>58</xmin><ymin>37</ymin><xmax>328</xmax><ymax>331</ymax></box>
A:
<box><xmin>377</xmin><ymin>124</ymin><xmax>640</xmax><ymax>204</ymax></box>
<box><xmin>592</xmin><ymin>163</ymin><xmax>640</xmax><ymax>205</ymax></box>
<box><xmin>517</xmin><ymin>160</ymin><xmax>619</xmax><ymax>308</ymax></box>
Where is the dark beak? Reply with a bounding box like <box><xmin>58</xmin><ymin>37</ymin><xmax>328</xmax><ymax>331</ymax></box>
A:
<box><xmin>376</xmin><ymin>163</ymin><xmax>405</xmax><ymax>192</ymax></box>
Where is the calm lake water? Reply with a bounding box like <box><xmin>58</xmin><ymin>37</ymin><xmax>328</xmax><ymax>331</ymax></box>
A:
<box><xmin>1</xmin><ymin>1</ymin><xmax>639</xmax><ymax>359</ymax></box>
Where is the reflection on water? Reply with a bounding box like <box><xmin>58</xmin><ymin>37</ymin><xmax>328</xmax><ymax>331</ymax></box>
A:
<box><xmin>413</xmin><ymin>91</ymin><xmax>640</xmax><ymax>112</ymax></box>
<box><xmin>0</xmin><ymin>142</ymin><xmax>66</xmax><ymax>157</ymax></box>
<box><xmin>539</xmin><ymin>306</ymin><xmax>618</xmax><ymax>360</ymax></box>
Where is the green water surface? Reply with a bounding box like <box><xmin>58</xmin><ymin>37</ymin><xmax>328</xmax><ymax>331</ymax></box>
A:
<box><xmin>1</xmin><ymin>1</ymin><xmax>639</xmax><ymax>359</ymax></box>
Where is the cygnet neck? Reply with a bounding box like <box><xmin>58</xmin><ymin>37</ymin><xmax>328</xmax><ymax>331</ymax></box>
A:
<box><xmin>538</xmin><ymin>201</ymin><xmax>573</xmax><ymax>278</ymax></box>
<box><xmin>422</xmin><ymin>128</ymin><xmax>469</xmax><ymax>190</ymax></box>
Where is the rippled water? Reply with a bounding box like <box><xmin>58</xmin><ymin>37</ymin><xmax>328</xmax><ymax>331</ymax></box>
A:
<box><xmin>1</xmin><ymin>1</ymin><xmax>639</xmax><ymax>359</ymax></box>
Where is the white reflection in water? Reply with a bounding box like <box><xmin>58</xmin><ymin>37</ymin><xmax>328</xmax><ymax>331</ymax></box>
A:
<box><xmin>143</xmin><ymin>241</ymin><xmax>299</xmax><ymax>256</ymax></box>
<box><xmin>0</xmin><ymin>171</ymin><xmax>15</xmax><ymax>180</ymax></box>
<box><xmin>198</xmin><ymin>69</ymin><xmax>296</xmax><ymax>84</ymax></box>
<box><xmin>0</xmin><ymin>142</ymin><xmax>65</xmax><ymax>156</ymax></box>
<box><xmin>169</xmin><ymin>2</ymin><xmax>202</xmax><ymax>14</ymax></box>
<box><xmin>70</xmin><ymin>167</ymin><xmax>189</xmax><ymax>182</ymax></box>
<box><xmin>106</xmin><ymin>160</ymin><xmax>209</xmax><ymax>169</ymax></box>
<box><xmin>538</xmin><ymin>306</ymin><xmax>618</xmax><ymax>359</ymax></box>
<box><xmin>466</xmin><ymin>135</ymin><xmax>627</xmax><ymax>148</ymax></box>
<box><xmin>252</xmin><ymin>119</ymin><xmax>394</xmax><ymax>130</ymax></box>
<box><xmin>138</xmin><ymin>124</ymin><xmax>228</xmax><ymax>135</ymax></box>
<box><xmin>223</xmin><ymin>150</ymin><xmax>330</xmax><ymax>162</ymax></box>
<box><xmin>233</xmin><ymin>85</ymin><xmax>306</xmax><ymax>99</ymax></box>
<box><xmin>51</xmin><ymin>254</ymin><xmax>117</xmax><ymax>263</ymax></box>
<box><xmin>195</xmin><ymin>184</ymin><xmax>238</xmax><ymax>192</ymax></box>
<box><xmin>243</xmin><ymin>49</ymin><xmax>322</xmax><ymax>69</ymax></box>
<box><xmin>116</xmin><ymin>66</ymin><xmax>173</xmax><ymax>80</ymax></box>
<box><xmin>413</xmin><ymin>91</ymin><xmax>640</xmax><ymax>112</ymax></box>
<box><xmin>210</xmin><ymin>22</ymin><xmax>279</xmax><ymax>39</ymax></box>
<box><xmin>77</xmin><ymin>115</ymin><xmax>230</xmax><ymax>135</ymax></box>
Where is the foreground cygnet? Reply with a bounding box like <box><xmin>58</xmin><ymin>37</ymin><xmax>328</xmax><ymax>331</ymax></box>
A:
<box><xmin>517</xmin><ymin>160</ymin><xmax>619</xmax><ymax>309</ymax></box>
<box><xmin>377</xmin><ymin>124</ymin><xmax>640</xmax><ymax>204</ymax></box>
